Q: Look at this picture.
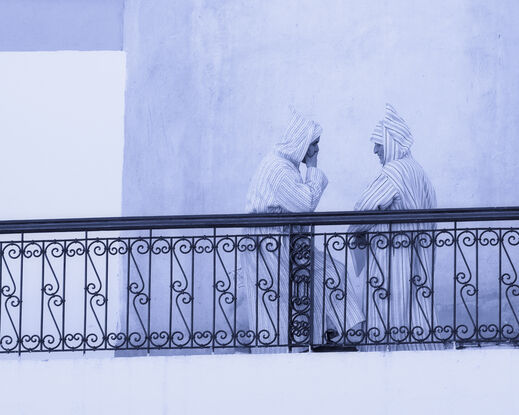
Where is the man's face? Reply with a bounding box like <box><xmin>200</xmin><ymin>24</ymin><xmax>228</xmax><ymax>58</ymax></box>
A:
<box><xmin>305</xmin><ymin>137</ymin><xmax>320</xmax><ymax>159</ymax></box>
<box><xmin>374</xmin><ymin>143</ymin><xmax>384</xmax><ymax>164</ymax></box>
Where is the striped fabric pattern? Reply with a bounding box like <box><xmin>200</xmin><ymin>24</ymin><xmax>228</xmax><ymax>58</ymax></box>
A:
<box><xmin>370</xmin><ymin>120</ymin><xmax>384</xmax><ymax>144</ymax></box>
<box><xmin>241</xmin><ymin>109</ymin><xmax>364</xmax><ymax>349</ymax></box>
<box><xmin>371</xmin><ymin>103</ymin><xmax>414</xmax><ymax>165</ymax></box>
<box><xmin>275</xmin><ymin>108</ymin><xmax>318</xmax><ymax>165</ymax></box>
<box><xmin>352</xmin><ymin>104</ymin><xmax>440</xmax><ymax>350</ymax></box>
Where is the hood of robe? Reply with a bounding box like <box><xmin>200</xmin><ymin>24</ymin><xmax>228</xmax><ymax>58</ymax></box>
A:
<box><xmin>370</xmin><ymin>103</ymin><xmax>414</xmax><ymax>165</ymax></box>
<box><xmin>275</xmin><ymin>108</ymin><xmax>322</xmax><ymax>164</ymax></box>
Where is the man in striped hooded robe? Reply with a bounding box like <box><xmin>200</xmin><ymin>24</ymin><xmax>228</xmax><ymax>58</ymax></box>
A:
<box><xmin>240</xmin><ymin>109</ymin><xmax>364</xmax><ymax>350</ymax></box>
<box><xmin>350</xmin><ymin>103</ymin><xmax>440</xmax><ymax>350</ymax></box>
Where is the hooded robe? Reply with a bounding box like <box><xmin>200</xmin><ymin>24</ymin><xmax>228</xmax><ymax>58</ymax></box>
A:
<box><xmin>240</xmin><ymin>109</ymin><xmax>364</xmax><ymax>349</ymax></box>
<box><xmin>350</xmin><ymin>104</ymin><xmax>440</xmax><ymax>350</ymax></box>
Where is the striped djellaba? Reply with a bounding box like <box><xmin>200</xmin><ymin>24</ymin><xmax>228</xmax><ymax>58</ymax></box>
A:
<box><xmin>350</xmin><ymin>103</ymin><xmax>441</xmax><ymax>351</ymax></box>
<box><xmin>240</xmin><ymin>109</ymin><xmax>364</xmax><ymax>351</ymax></box>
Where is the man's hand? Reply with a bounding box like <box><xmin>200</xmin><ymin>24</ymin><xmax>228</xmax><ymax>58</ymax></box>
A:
<box><xmin>304</xmin><ymin>152</ymin><xmax>318</xmax><ymax>168</ymax></box>
<box><xmin>354</xmin><ymin>232</ymin><xmax>368</xmax><ymax>247</ymax></box>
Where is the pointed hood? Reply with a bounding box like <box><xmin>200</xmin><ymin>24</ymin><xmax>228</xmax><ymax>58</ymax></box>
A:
<box><xmin>370</xmin><ymin>103</ymin><xmax>414</xmax><ymax>165</ymax></box>
<box><xmin>275</xmin><ymin>108</ymin><xmax>322</xmax><ymax>164</ymax></box>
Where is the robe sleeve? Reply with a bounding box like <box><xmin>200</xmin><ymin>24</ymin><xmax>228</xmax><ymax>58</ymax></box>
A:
<box><xmin>348</xmin><ymin>172</ymin><xmax>398</xmax><ymax>276</ymax></box>
<box><xmin>349</xmin><ymin>173</ymin><xmax>398</xmax><ymax>233</ymax></box>
<box><xmin>274</xmin><ymin>166</ymin><xmax>328</xmax><ymax>213</ymax></box>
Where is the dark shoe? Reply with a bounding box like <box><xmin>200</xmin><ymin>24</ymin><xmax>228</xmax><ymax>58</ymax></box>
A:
<box><xmin>312</xmin><ymin>329</ymin><xmax>357</xmax><ymax>352</ymax></box>
<box><xmin>311</xmin><ymin>344</ymin><xmax>358</xmax><ymax>353</ymax></box>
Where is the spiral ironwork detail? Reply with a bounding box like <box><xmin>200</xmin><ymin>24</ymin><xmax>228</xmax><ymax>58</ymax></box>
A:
<box><xmin>0</xmin><ymin>211</ymin><xmax>515</xmax><ymax>354</ymax></box>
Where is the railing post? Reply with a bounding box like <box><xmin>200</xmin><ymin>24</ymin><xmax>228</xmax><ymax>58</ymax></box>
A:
<box><xmin>288</xmin><ymin>224</ymin><xmax>314</xmax><ymax>350</ymax></box>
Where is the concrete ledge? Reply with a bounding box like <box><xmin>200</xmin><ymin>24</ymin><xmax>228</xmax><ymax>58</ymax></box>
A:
<box><xmin>1</xmin><ymin>348</ymin><xmax>517</xmax><ymax>414</ymax></box>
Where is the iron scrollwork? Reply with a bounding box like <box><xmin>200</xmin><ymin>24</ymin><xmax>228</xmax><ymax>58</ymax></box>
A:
<box><xmin>0</xmin><ymin>209</ymin><xmax>517</xmax><ymax>355</ymax></box>
<box><xmin>288</xmin><ymin>228</ymin><xmax>313</xmax><ymax>347</ymax></box>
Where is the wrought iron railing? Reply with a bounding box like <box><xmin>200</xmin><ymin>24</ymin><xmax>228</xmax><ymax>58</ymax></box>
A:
<box><xmin>0</xmin><ymin>207</ymin><xmax>518</xmax><ymax>355</ymax></box>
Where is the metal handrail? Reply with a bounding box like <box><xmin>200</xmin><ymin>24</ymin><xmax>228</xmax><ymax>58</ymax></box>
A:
<box><xmin>0</xmin><ymin>206</ymin><xmax>518</xmax><ymax>234</ymax></box>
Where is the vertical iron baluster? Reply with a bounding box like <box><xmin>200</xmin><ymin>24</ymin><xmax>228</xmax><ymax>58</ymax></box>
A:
<box><xmin>431</xmin><ymin>229</ymin><xmax>436</xmax><ymax>344</ymax></box>
<box><xmin>212</xmin><ymin>228</ymin><xmax>216</xmax><ymax>353</ymax></box>
<box><xmin>83</xmin><ymin>232</ymin><xmax>88</xmax><ymax>354</ymax></box>
<box><xmin>387</xmin><ymin>224</ymin><xmax>392</xmax><ymax>345</ymax></box>
<box><xmin>233</xmin><ymin>235</ymin><xmax>237</xmax><ymax>348</ymax></box>
<box><xmin>498</xmin><ymin>228</ymin><xmax>503</xmax><ymax>343</ymax></box>
<box><xmin>40</xmin><ymin>241</ymin><xmax>45</xmax><ymax>351</ymax></box>
<box><xmin>288</xmin><ymin>225</ymin><xmax>292</xmax><ymax>351</ymax></box>
<box><xmin>453</xmin><ymin>222</ymin><xmax>458</xmax><ymax>347</ymax></box>
<box><xmin>476</xmin><ymin>229</ymin><xmax>479</xmax><ymax>344</ymax></box>
<box><xmin>62</xmin><ymin>240</ymin><xmax>67</xmax><ymax>351</ymax></box>
<box><xmin>169</xmin><ymin>237</ymin><xmax>173</xmax><ymax>349</ymax></box>
<box><xmin>255</xmin><ymin>234</ymin><xmax>259</xmax><ymax>348</ymax></box>
<box><xmin>104</xmin><ymin>238</ymin><xmax>109</xmax><ymax>350</ymax></box>
<box><xmin>409</xmin><ymin>230</ymin><xmax>414</xmax><ymax>342</ymax></box>
<box><xmin>190</xmin><ymin>236</ymin><xmax>195</xmax><ymax>348</ymax></box>
<box><xmin>276</xmin><ymin>235</ymin><xmax>281</xmax><ymax>347</ymax></box>
<box><xmin>343</xmin><ymin>232</ymin><xmax>348</xmax><ymax>346</ymax></box>
<box><xmin>365</xmin><ymin>237</ymin><xmax>370</xmax><ymax>346</ymax></box>
<box><xmin>309</xmin><ymin>225</ymin><xmax>315</xmax><ymax>350</ymax></box>
<box><xmin>18</xmin><ymin>233</ymin><xmax>24</xmax><ymax>356</ymax></box>
<box><xmin>147</xmin><ymin>230</ymin><xmax>152</xmax><ymax>354</ymax></box>
<box><xmin>321</xmin><ymin>233</ymin><xmax>327</xmax><ymax>345</ymax></box>
<box><xmin>126</xmin><ymin>237</ymin><xmax>131</xmax><ymax>349</ymax></box>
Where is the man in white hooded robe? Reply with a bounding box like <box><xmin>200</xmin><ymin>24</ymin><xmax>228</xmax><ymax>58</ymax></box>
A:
<box><xmin>350</xmin><ymin>103</ymin><xmax>441</xmax><ymax>351</ymax></box>
<box><xmin>240</xmin><ymin>109</ymin><xmax>364</xmax><ymax>350</ymax></box>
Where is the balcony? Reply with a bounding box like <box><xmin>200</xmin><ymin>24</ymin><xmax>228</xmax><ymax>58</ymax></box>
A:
<box><xmin>0</xmin><ymin>206</ymin><xmax>518</xmax><ymax>355</ymax></box>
